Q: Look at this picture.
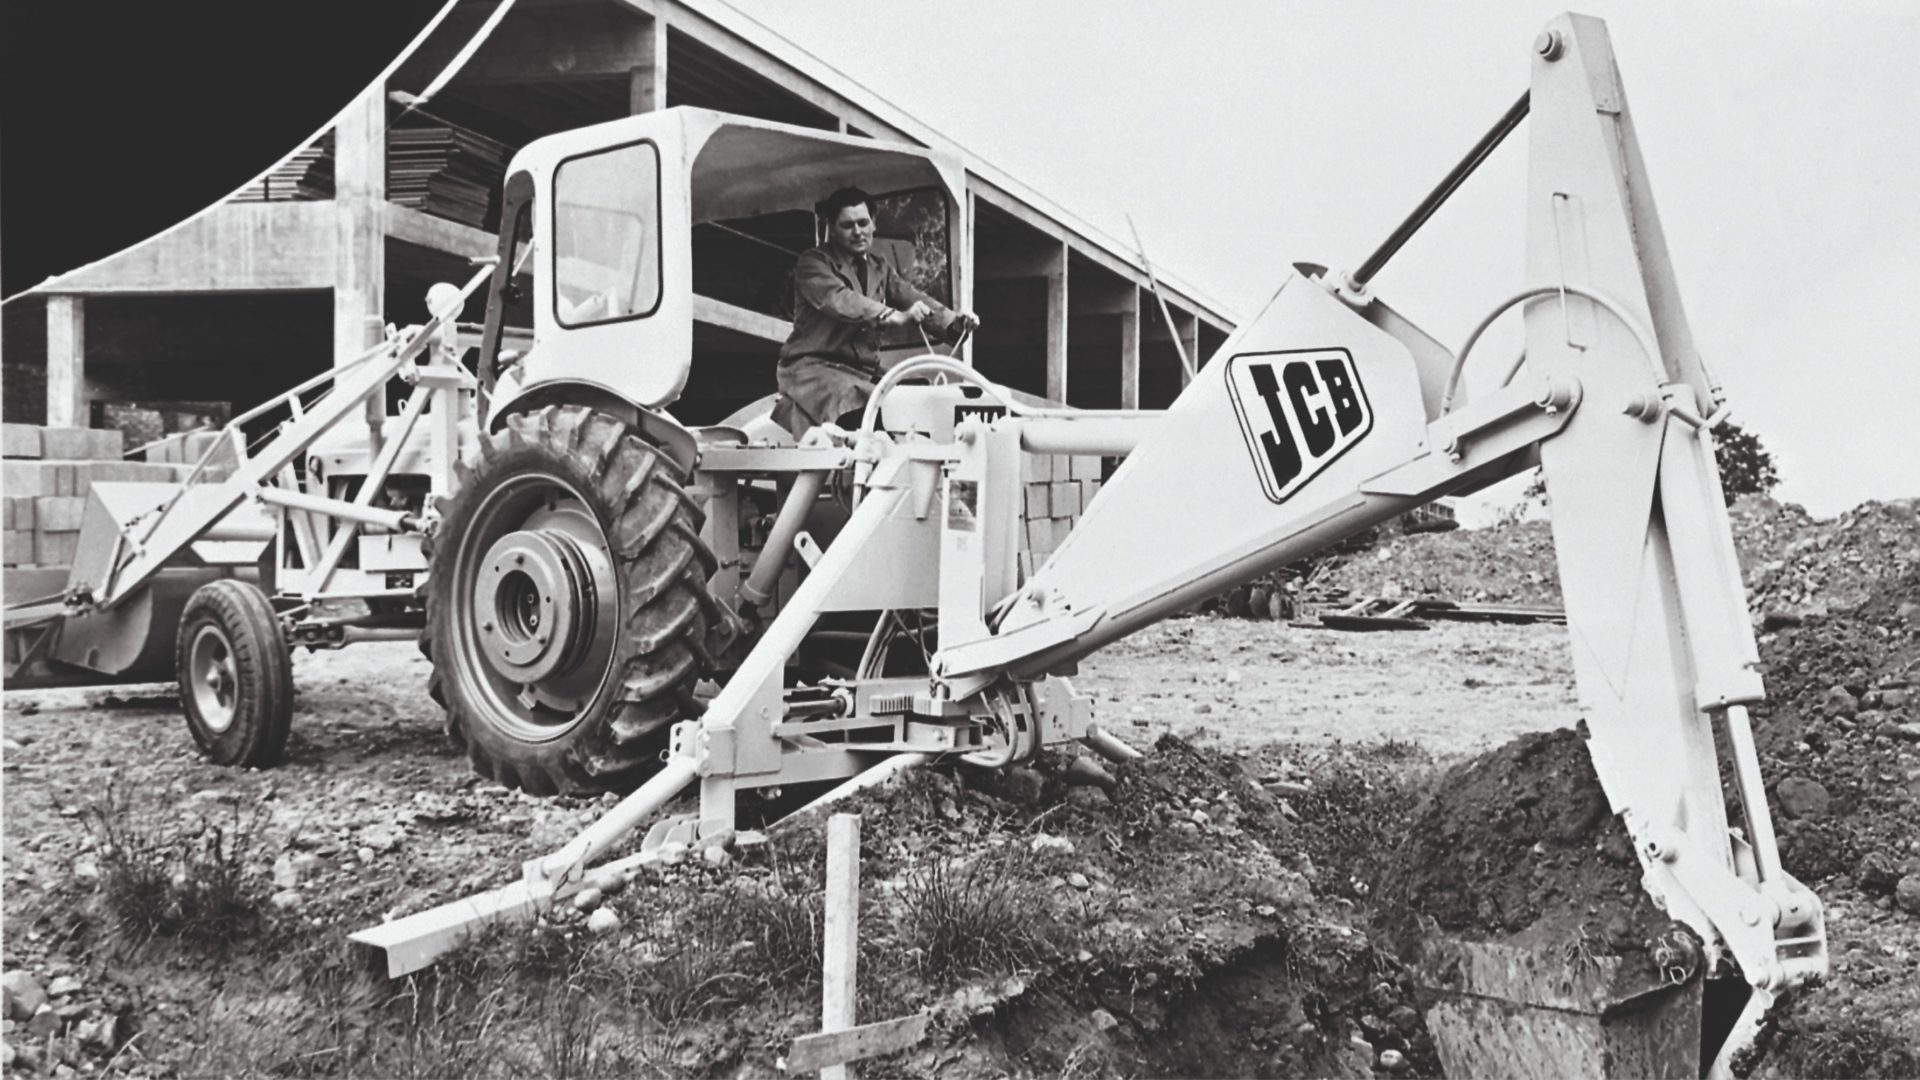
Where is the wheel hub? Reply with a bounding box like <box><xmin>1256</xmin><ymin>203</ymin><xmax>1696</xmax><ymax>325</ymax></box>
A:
<box><xmin>188</xmin><ymin>624</ymin><xmax>240</xmax><ymax>734</ymax></box>
<box><xmin>473</xmin><ymin>528</ymin><xmax>616</xmax><ymax>686</ymax></box>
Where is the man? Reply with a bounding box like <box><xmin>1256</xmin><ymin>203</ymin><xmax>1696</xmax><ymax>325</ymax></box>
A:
<box><xmin>772</xmin><ymin>186</ymin><xmax>980</xmax><ymax>437</ymax></box>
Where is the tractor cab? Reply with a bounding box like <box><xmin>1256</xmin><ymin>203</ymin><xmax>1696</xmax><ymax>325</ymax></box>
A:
<box><xmin>478</xmin><ymin>107</ymin><xmax>971</xmax><ymax>436</ymax></box>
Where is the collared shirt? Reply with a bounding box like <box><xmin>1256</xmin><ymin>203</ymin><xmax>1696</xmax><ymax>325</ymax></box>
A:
<box><xmin>779</xmin><ymin>244</ymin><xmax>954</xmax><ymax>375</ymax></box>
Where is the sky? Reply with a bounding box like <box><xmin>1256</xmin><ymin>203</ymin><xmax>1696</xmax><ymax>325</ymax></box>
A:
<box><xmin>722</xmin><ymin>0</ymin><xmax>1919</xmax><ymax>521</ymax></box>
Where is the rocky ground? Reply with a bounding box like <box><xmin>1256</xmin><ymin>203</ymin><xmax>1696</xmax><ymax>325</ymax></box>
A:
<box><xmin>2</xmin><ymin>495</ymin><xmax>1915</xmax><ymax>1077</ymax></box>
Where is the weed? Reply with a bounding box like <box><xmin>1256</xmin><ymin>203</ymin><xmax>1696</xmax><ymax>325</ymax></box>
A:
<box><xmin>83</xmin><ymin>777</ymin><xmax>275</xmax><ymax>949</ymax></box>
<box><xmin>898</xmin><ymin>844</ymin><xmax>1054</xmax><ymax>984</ymax></box>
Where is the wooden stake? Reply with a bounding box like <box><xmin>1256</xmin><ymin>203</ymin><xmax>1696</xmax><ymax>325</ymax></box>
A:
<box><xmin>821</xmin><ymin>813</ymin><xmax>860</xmax><ymax>1079</ymax></box>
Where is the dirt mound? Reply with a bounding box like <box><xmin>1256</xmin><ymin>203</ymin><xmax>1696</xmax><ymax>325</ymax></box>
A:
<box><xmin>1745</xmin><ymin>499</ymin><xmax>1919</xmax><ymax>621</ymax></box>
<box><xmin>1373</xmin><ymin>729</ymin><xmax>1682</xmax><ymax>994</ymax></box>
<box><xmin>1317</xmin><ymin>519</ymin><xmax>1560</xmax><ymax>606</ymax></box>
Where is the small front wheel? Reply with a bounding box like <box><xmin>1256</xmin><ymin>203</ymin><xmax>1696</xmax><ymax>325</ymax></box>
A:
<box><xmin>176</xmin><ymin>580</ymin><xmax>293</xmax><ymax>767</ymax></box>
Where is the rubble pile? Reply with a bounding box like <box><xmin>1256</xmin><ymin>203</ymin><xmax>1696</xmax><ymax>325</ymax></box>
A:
<box><xmin>1744</xmin><ymin>499</ymin><xmax>1919</xmax><ymax>622</ymax></box>
<box><xmin>1315</xmin><ymin>519</ymin><xmax>1560</xmax><ymax>606</ymax></box>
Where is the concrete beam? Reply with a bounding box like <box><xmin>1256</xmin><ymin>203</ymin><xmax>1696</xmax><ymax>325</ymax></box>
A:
<box><xmin>334</xmin><ymin>87</ymin><xmax>386</xmax><ymax>368</ymax></box>
<box><xmin>46</xmin><ymin>297</ymin><xmax>86</xmax><ymax>428</ymax></box>
<box><xmin>630</xmin><ymin>10</ymin><xmax>667</xmax><ymax>113</ymax></box>
<box><xmin>1046</xmin><ymin>247</ymin><xmax>1068</xmax><ymax>403</ymax></box>
<box><xmin>660</xmin><ymin>1</ymin><xmax>901</xmax><ymax>139</ymax></box>
<box><xmin>385</xmin><ymin>204</ymin><xmax>496</xmax><ymax>261</ymax></box>
<box><xmin>1120</xmin><ymin>288</ymin><xmax>1141</xmax><ymax>410</ymax></box>
<box><xmin>36</xmin><ymin>203</ymin><xmax>339</xmax><ymax>294</ymax></box>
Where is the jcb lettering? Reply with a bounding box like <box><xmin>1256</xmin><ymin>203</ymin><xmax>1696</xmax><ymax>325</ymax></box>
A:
<box><xmin>1249</xmin><ymin>362</ymin><xmax>1304</xmax><ymax>488</ymax></box>
<box><xmin>1225</xmin><ymin>348</ymin><xmax>1374</xmax><ymax>504</ymax></box>
<box><xmin>1284</xmin><ymin>361</ymin><xmax>1335</xmax><ymax>456</ymax></box>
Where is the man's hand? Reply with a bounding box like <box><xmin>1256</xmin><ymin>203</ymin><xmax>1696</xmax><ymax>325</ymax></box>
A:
<box><xmin>944</xmin><ymin>311</ymin><xmax>981</xmax><ymax>345</ymax></box>
<box><xmin>883</xmin><ymin>301</ymin><xmax>934</xmax><ymax>327</ymax></box>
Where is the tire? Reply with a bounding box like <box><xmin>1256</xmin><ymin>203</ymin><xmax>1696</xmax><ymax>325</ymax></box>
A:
<box><xmin>423</xmin><ymin>405</ymin><xmax>730</xmax><ymax>796</ymax></box>
<box><xmin>177</xmin><ymin>580</ymin><xmax>293</xmax><ymax>767</ymax></box>
<box><xmin>1247</xmin><ymin>586</ymin><xmax>1272</xmax><ymax>621</ymax></box>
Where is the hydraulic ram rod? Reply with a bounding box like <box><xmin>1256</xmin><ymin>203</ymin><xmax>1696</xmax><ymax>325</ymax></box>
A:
<box><xmin>1347</xmin><ymin>91</ymin><xmax>1530</xmax><ymax>290</ymax></box>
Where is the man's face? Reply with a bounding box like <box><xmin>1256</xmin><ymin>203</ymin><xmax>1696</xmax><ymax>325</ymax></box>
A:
<box><xmin>828</xmin><ymin>204</ymin><xmax>875</xmax><ymax>257</ymax></box>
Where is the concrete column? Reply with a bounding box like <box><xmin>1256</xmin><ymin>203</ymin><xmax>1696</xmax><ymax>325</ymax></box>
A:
<box><xmin>1180</xmin><ymin>310</ymin><xmax>1201</xmax><ymax>385</ymax></box>
<box><xmin>1119</xmin><ymin>288</ymin><xmax>1141</xmax><ymax>410</ymax></box>
<box><xmin>333</xmin><ymin>86</ymin><xmax>386</xmax><ymax>368</ymax></box>
<box><xmin>46</xmin><ymin>296</ymin><xmax>86</xmax><ymax>427</ymax></box>
<box><xmin>629</xmin><ymin>12</ymin><xmax>668</xmax><ymax>114</ymax></box>
<box><xmin>1045</xmin><ymin>246</ymin><xmax>1069</xmax><ymax>403</ymax></box>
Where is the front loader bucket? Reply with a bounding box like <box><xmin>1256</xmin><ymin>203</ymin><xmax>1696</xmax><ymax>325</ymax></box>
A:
<box><xmin>1418</xmin><ymin>938</ymin><xmax>1702</xmax><ymax>1080</ymax></box>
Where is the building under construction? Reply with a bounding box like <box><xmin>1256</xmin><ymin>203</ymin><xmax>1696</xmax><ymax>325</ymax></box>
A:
<box><xmin>1</xmin><ymin>0</ymin><xmax>1236</xmax><ymax>437</ymax></box>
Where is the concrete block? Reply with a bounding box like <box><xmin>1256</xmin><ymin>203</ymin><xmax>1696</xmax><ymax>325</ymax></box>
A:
<box><xmin>4</xmin><ymin>460</ymin><xmax>61</xmax><ymax>496</ymax></box>
<box><xmin>1025</xmin><ymin>519</ymin><xmax>1051</xmax><ymax>556</ymax></box>
<box><xmin>41</xmin><ymin>427</ymin><xmax>124</xmax><ymax>462</ymax></box>
<box><xmin>1049</xmin><ymin>517</ymin><xmax>1075</xmax><ymax>550</ymax></box>
<box><xmin>4</xmin><ymin>530</ymin><xmax>33</xmax><ymax>566</ymax></box>
<box><xmin>1051</xmin><ymin>481</ymin><xmax>1082</xmax><ymax>518</ymax></box>
<box><xmin>1069</xmin><ymin>455</ymin><xmax>1102</xmax><ymax>481</ymax></box>
<box><xmin>3</xmin><ymin>424</ymin><xmax>42</xmax><ymax>459</ymax></box>
<box><xmin>185</xmin><ymin>431</ymin><xmax>224</xmax><ymax>460</ymax></box>
<box><xmin>3</xmin><ymin>497</ymin><xmax>32</xmax><ymax>530</ymax></box>
<box><xmin>34</xmin><ymin>496</ymin><xmax>87</xmax><ymax>532</ymax></box>
<box><xmin>76</xmin><ymin>460</ymin><xmax>180</xmax><ymax>485</ymax></box>
<box><xmin>1024</xmin><ymin>483</ymin><xmax>1050</xmax><ymax>519</ymax></box>
<box><xmin>1020</xmin><ymin>453</ymin><xmax>1054</xmax><ymax>483</ymax></box>
<box><xmin>34</xmin><ymin>531</ymin><xmax>77</xmax><ymax>567</ymax></box>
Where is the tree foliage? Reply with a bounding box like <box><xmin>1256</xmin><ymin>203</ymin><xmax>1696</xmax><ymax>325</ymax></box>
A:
<box><xmin>1712</xmin><ymin>421</ymin><xmax>1780</xmax><ymax>500</ymax></box>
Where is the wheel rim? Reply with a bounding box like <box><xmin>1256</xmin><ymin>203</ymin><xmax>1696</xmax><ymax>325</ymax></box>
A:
<box><xmin>448</xmin><ymin>471</ymin><xmax>621</xmax><ymax>743</ymax></box>
<box><xmin>188</xmin><ymin>624</ymin><xmax>240</xmax><ymax>733</ymax></box>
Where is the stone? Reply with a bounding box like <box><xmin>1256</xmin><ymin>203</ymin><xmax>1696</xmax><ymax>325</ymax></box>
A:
<box><xmin>572</xmin><ymin>887</ymin><xmax>604</xmax><ymax>912</ymax></box>
<box><xmin>1882</xmin><ymin>688</ymin><xmax>1909</xmax><ymax>709</ymax></box>
<box><xmin>1823</xmin><ymin>686</ymin><xmax>1859</xmax><ymax>719</ymax></box>
<box><xmin>1774</xmin><ymin>776</ymin><xmax>1831</xmax><ymax>819</ymax></box>
<box><xmin>43</xmin><ymin>977</ymin><xmax>79</xmax><ymax>998</ymax></box>
<box><xmin>1761</xmin><ymin>609</ymin><xmax>1804</xmax><ymax>631</ymax></box>
<box><xmin>1066</xmin><ymin>786</ymin><xmax>1111</xmax><ymax>811</ymax></box>
<box><xmin>358</xmin><ymin>826</ymin><xmax>403</xmax><ymax>853</ymax></box>
<box><xmin>1029</xmin><ymin>833</ymin><xmax>1075</xmax><ymax>855</ymax></box>
<box><xmin>356</xmin><ymin>847</ymin><xmax>376</xmax><ymax>865</ymax></box>
<box><xmin>1001</xmin><ymin>767</ymin><xmax>1045</xmax><ymax>805</ymax></box>
<box><xmin>1066</xmin><ymin>872</ymin><xmax>1091</xmax><ymax>891</ymax></box>
<box><xmin>72</xmin><ymin>860</ymin><xmax>98</xmax><ymax>881</ymax></box>
<box><xmin>1090</xmin><ymin>1008</ymin><xmax>1119</xmax><ymax>1033</ymax></box>
<box><xmin>1896</xmin><ymin>875</ymin><xmax>1920</xmax><ymax>916</ymax></box>
<box><xmin>1380</xmin><ymin>1048</ymin><xmax>1409</xmax><ymax>1071</ymax></box>
<box><xmin>272</xmin><ymin>855</ymin><xmax>300</xmax><ymax>890</ymax></box>
<box><xmin>1388</xmin><ymin>1005</ymin><xmax>1421</xmax><ymax>1034</ymax></box>
<box><xmin>702</xmin><ymin>845</ymin><xmax>731</xmax><ymax>867</ymax></box>
<box><xmin>587</xmin><ymin>907</ymin><xmax>622</xmax><ymax>934</ymax></box>
<box><xmin>1267</xmin><ymin>780</ymin><xmax>1311</xmax><ymax>798</ymax></box>
<box><xmin>270</xmin><ymin>889</ymin><xmax>302</xmax><ymax>910</ymax></box>
<box><xmin>1888</xmin><ymin>723</ymin><xmax>1920</xmax><ymax>744</ymax></box>
<box><xmin>25</xmin><ymin>1005</ymin><xmax>58</xmax><ymax>1039</ymax></box>
<box><xmin>2</xmin><ymin>973</ymin><xmax>46</xmax><ymax>1022</ymax></box>
<box><xmin>1857</xmin><ymin>852</ymin><xmax>1902</xmax><ymax>895</ymax></box>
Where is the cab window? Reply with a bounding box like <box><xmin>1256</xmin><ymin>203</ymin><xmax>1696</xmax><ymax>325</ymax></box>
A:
<box><xmin>553</xmin><ymin>141</ymin><xmax>662</xmax><ymax>326</ymax></box>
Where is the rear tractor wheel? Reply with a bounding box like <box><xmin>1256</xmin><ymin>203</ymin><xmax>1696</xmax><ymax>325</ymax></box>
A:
<box><xmin>423</xmin><ymin>405</ymin><xmax>732</xmax><ymax>796</ymax></box>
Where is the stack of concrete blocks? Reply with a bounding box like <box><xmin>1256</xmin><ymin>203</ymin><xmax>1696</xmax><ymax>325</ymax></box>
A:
<box><xmin>141</xmin><ymin>428</ymin><xmax>227</xmax><ymax>467</ymax></box>
<box><xmin>2</xmin><ymin>423</ymin><xmax>197</xmax><ymax>570</ymax></box>
<box><xmin>1017</xmin><ymin>453</ymin><xmax>1106</xmax><ymax>579</ymax></box>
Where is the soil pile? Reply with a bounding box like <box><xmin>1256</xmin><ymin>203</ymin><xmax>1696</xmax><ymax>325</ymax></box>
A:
<box><xmin>1316</xmin><ymin>519</ymin><xmax>1560</xmax><ymax>606</ymax></box>
<box><xmin>1745</xmin><ymin>499</ymin><xmax>1920</xmax><ymax>621</ymax></box>
<box><xmin>1739</xmin><ymin>505</ymin><xmax>1920</xmax><ymax>1078</ymax></box>
<box><xmin>1372</xmin><ymin>729</ymin><xmax>1686</xmax><ymax>999</ymax></box>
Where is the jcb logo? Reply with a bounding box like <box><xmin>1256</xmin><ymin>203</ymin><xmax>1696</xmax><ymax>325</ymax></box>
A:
<box><xmin>1225</xmin><ymin>349</ymin><xmax>1373</xmax><ymax>504</ymax></box>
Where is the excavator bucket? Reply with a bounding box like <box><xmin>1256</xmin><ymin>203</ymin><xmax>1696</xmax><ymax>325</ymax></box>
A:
<box><xmin>1421</xmin><ymin>939</ymin><xmax>1702</xmax><ymax>1080</ymax></box>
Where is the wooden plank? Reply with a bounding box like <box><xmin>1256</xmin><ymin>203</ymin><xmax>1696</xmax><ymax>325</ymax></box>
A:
<box><xmin>788</xmin><ymin>1012</ymin><xmax>930</xmax><ymax>1073</ymax></box>
<box><xmin>46</xmin><ymin>297</ymin><xmax>86</xmax><ymax>428</ymax></box>
<box><xmin>821</xmin><ymin>813</ymin><xmax>860</xmax><ymax>1080</ymax></box>
<box><xmin>692</xmin><ymin>294</ymin><xmax>792</xmax><ymax>343</ymax></box>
